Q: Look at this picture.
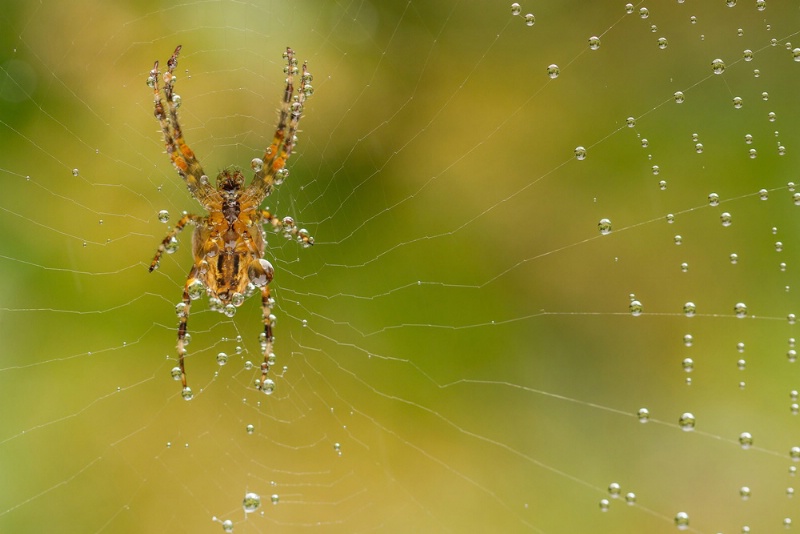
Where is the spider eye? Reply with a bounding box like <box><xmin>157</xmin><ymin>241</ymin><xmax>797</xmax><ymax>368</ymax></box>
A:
<box><xmin>248</xmin><ymin>259</ymin><xmax>274</xmax><ymax>287</ymax></box>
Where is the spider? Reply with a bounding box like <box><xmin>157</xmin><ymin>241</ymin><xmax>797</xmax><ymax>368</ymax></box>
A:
<box><xmin>147</xmin><ymin>45</ymin><xmax>314</xmax><ymax>400</ymax></box>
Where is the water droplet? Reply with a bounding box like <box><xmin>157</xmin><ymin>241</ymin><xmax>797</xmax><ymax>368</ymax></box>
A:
<box><xmin>711</xmin><ymin>58</ymin><xmax>726</xmax><ymax>74</ymax></box>
<box><xmin>769</xmin><ymin>111</ymin><xmax>777</xmax><ymax>122</ymax></box>
<box><xmin>637</xmin><ymin>407</ymin><xmax>650</xmax><ymax>422</ymax></box>
<box><xmin>72</xmin><ymin>168</ymin><xmax>79</xmax><ymax>176</ymax></box>
<box><xmin>639</xmin><ymin>7</ymin><xmax>649</xmax><ymax>18</ymax></box>
<box><xmin>708</xmin><ymin>192</ymin><xmax>720</xmax><ymax>206</ymax></box>
<box><xmin>171</xmin><ymin>94</ymin><xmax>181</xmax><ymax>107</ymax></box>
<box><xmin>739</xmin><ymin>432</ymin><xmax>753</xmax><ymax>449</ymax></box>
<box><xmin>740</xmin><ymin>486</ymin><xmax>751</xmax><ymax>500</ymax></box>
<box><xmin>720</xmin><ymin>212</ymin><xmax>732</xmax><ymax>227</ymax></box>
<box><xmin>791</xmin><ymin>446</ymin><xmax>800</xmax><ymax>461</ymax></box>
<box><xmin>187</xmin><ymin>279</ymin><xmax>204</xmax><ymax>300</ymax></box>
<box><xmin>756</xmin><ymin>0</ymin><xmax>766</xmax><ymax>11</ymax></box>
<box><xmin>737</xmin><ymin>342</ymin><xmax>745</xmax><ymax>353</ymax></box>
<box><xmin>730</xmin><ymin>253</ymin><xmax>739</xmax><ymax>264</ymax></box>
<box><xmin>261</xmin><ymin>378</ymin><xmax>276</xmax><ymax>395</ymax></box>
<box><xmin>170</xmin><ymin>366</ymin><xmax>182</xmax><ymax>381</ymax></box>
<box><xmin>776</xmin><ymin>241</ymin><xmax>784</xmax><ymax>252</ymax></box>
<box><xmin>546</xmin><ymin>64</ymin><xmax>560</xmax><ymax>79</ymax></box>
<box><xmin>674</xmin><ymin>91</ymin><xmax>685</xmax><ymax>103</ymax></box>
<box><xmin>666</xmin><ymin>214</ymin><xmax>675</xmax><ymax>223</ymax></box>
<box><xmin>271</xmin><ymin>494</ymin><xmax>280</xmax><ymax>505</ymax></box>
<box><xmin>175</xmin><ymin>302</ymin><xmax>188</xmax><ymax>318</ymax></box>
<box><xmin>157</xmin><ymin>210</ymin><xmax>170</xmax><ymax>223</ymax></box>
<box><xmin>608</xmin><ymin>482</ymin><xmax>621</xmax><ymax>497</ymax></box>
<box><xmin>675</xmin><ymin>511</ymin><xmax>690</xmax><ymax>529</ymax></box>
<box><xmin>674</xmin><ymin>235</ymin><xmax>683</xmax><ymax>245</ymax></box>
<box><xmin>182</xmin><ymin>386</ymin><xmax>194</xmax><ymax>400</ymax></box>
<box><xmin>743</xmin><ymin>49</ymin><xmax>754</xmax><ymax>61</ymax></box>
<box><xmin>524</xmin><ymin>13</ymin><xmax>535</xmax><ymax>26</ymax></box>
<box><xmin>695</xmin><ymin>143</ymin><xmax>703</xmax><ymax>153</ymax></box>
<box><xmin>625</xmin><ymin>3</ymin><xmax>634</xmax><ymax>14</ymax></box>
<box><xmin>749</xmin><ymin>148</ymin><xmax>757</xmax><ymax>158</ymax></box>
<box><xmin>726</xmin><ymin>0</ymin><xmax>736</xmax><ymax>6</ymax></box>
<box><xmin>734</xmin><ymin>302</ymin><xmax>747</xmax><ymax>318</ymax></box>
<box><xmin>243</xmin><ymin>492</ymin><xmax>261</xmax><ymax>513</ymax></box>
<box><xmin>221</xmin><ymin>518</ymin><xmax>233</xmax><ymax>532</ymax></box>
<box><xmin>657</xmin><ymin>37</ymin><xmax>668</xmax><ymax>49</ymax></box>
<box><xmin>217</xmin><ymin>352</ymin><xmax>228</xmax><ymax>366</ymax></box>
<box><xmin>598</xmin><ymin>218</ymin><xmax>612</xmax><ymax>235</ymax></box>
<box><xmin>223</xmin><ymin>304</ymin><xmax>236</xmax><ymax>318</ymax></box>
<box><xmin>246</xmin><ymin>424</ymin><xmax>254</xmax><ymax>434</ymax></box>
<box><xmin>510</xmin><ymin>3</ymin><xmax>521</xmax><ymax>15</ymax></box>
<box><xmin>250</xmin><ymin>158</ymin><xmax>264</xmax><ymax>172</ymax></box>
<box><xmin>690</xmin><ymin>16</ymin><xmax>697</xmax><ymax>24</ymax></box>
<box><xmin>733</xmin><ymin>96</ymin><xmax>743</xmax><ymax>108</ymax></box>
<box><xmin>682</xmin><ymin>358</ymin><xmax>694</xmax><ymax>372</ymax></box>
<box><xmin>652</xmin><ymin>165</ymin><xmax>660</xmax><ymax>175</ymax></box>
<box><xmin>788</xmin><ymin>349</ymin><xmax>797</xmax><ymax>363</ymax></box>
<box><xmin>599</xmin><ymin>498</ymin><xmax>610</xmax><ymax>512</ymax></box>
<box><xmin>683</xmin><ymin>302</ymin><xmax>696</xmax><ymax>317</ymax></box>
<box><xmin>789</xmin><ymin>313</ymin><xmax>797</xmax><ymax>325</ymax></box>
<box><xmin>625</xmin><ymin>492</ymin><xmax>636</xmax><ymax>505</ymax></box>
<box><xmin>641</xmin><ymin>138</ymin><xmax>649</xmax><ymax>147</ymax></box>
<box><xmin>629</xmin><ymin>300</ymin><xmax>643</xmax><ymax>316</ymax></box>
<box><xmin>589</xmin><ymin>36</ymin><xmax>601</xmax><ymax>50</ymax></box>
<box><xmin>683</xmin><ymin>334</ymin><xmax>693</xmax><ymax>346</ymax></box>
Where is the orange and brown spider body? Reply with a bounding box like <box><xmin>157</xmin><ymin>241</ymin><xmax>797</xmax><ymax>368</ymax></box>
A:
<box><xmin>148</xmin><ymin>46</ymin><xmax>313</xmax><ymax>400</ymax></box>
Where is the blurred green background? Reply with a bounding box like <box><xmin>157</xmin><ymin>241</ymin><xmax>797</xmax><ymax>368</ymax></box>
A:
<box><xmin>2</xmin><ymin>0</ymin><xmax>800</xmax><ymax>532</ymax></box>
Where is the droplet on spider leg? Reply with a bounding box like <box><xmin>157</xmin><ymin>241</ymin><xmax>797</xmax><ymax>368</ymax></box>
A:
<box><xmin>170</xmin><ymin>367</ymin><xmax>182</xmax><ymax>380</ymax></box>
<box><xmin>181</xmin><ymin>386</ymin><xmax>194</xmax><ymax>401</ymax></box>
<box><xmin>250</xmin><ymin>158</ymin><xmax>264</xmax><ymax>172</ymax></box>
<box><xmin>187</xmin><ymin>279</ymin><xmax>204</xmax><ymax>300</ymax></box>
<box><xmin>274</xmin><ymin>168</ymin><xmax>289</xmax><ymax>185</ymax></box>
<box><xmin>231</xmin><ymin>293</ymin><xmax>245</xmax><ymax>307</ymax></box>
<box><xmin>223</xmin><ymin>304</ymin><xmax>236</xmax><ymax>318</ymax></box>
<box><xmin>261</xmin><ymin>379</ymin><xmax>275</xmax><ymax>395</ymax></box>
<box><xmin>165</xmin><ymin>236</ymin><xmax>179</xmax><ymax>254</ymax></box>
<box><xmin>267</xmin><ymin>352</ymin><xmax>276</xmax><ymax>366</ymax></box>
<box><xmin>175</xmin><ymin>302</ymin><xmax>188</xmax><ymax>317</ymax></box>
<box><xmin>171</xmin><ymin>94</ymin><xmax>181</xmax><ymax>107</ymax></box>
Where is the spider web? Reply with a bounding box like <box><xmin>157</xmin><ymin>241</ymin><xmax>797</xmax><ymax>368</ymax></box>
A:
<box><xmin>2</xmin><ymin>0</ymin><xmax>800</xmax><ymax>532</ymax></box>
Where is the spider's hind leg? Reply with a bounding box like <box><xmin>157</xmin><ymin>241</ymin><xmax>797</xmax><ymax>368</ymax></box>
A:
<box><xmin>257</xmin><ymin>285</ymin><xmax>276</xmax><ymax>393</ymax></box>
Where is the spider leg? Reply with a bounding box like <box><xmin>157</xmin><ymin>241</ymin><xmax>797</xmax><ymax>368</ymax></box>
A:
<box><xmin>150</xmin><ymin>46</ymin><xmax>214</xmax><ymax>206</ymax></box>
<box><xmin>260</xmin><ymin>209</ymin><xmax>314</xmax><ymax>247</ymax></box>
<box><xmin>149</xmin><ymin>213</ymin><xmax>202</xmax><ymax>272</ymax></box>
<box><xmin>247</xmin><ymin>48</ymin><xmax>313</xmax><ymax>204</ymax></box>
<box><xmin>258</xmin><ymin>285</ymin><xmax>276</xmax><ymax>392</ymax></box>
<box><xmin>176</xmin><ymin>267</ymin><xmax>199</xmax><ymax>399</ymax></box>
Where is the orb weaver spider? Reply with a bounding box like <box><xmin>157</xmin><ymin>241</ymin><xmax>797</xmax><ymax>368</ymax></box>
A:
<box><xmin>147</xmin><ymin>46</ymin><xmax>314</xmax><ymax>400</ymax></box>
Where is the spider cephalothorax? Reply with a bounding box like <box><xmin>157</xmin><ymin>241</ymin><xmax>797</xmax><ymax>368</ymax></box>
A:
<box><xmin>148</xmin><ymin>46</ymin><xmax>314</xmax><ymax>400</ymax></box>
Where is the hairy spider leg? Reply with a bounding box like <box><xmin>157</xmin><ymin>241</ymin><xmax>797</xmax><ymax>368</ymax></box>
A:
<box><xmin>258</xmin><ymin>285</ymin><xmax>275</xmax><ymax>391</ymax></box>
<box><xmin>248</xmin><ymin>48</ymin><xmax>312</xmax><ymax>205</ymax></box>
<box><xmin>151</xmin><ymin>46</ymin><xmax>214</xmax><ymax>207</ymax></box>
<box><xmin>149</xmin><ymin>213</ymin><xmax>203</xmax><ymax>272</ymax></box>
